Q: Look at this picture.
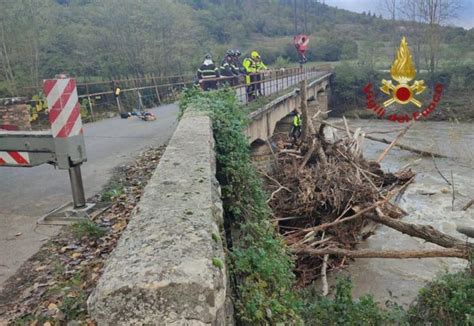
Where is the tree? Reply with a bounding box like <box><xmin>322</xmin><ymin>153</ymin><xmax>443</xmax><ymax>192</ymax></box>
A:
<box><xmin>379</xmin><ymin>0</ymin><xmax>398</xmax><ymax>57</ymax></box>
<box><xmin>399</xmin><ymin>0</ymin><xmax>423</xmax><ymax>73</ymax></box>
<box><xmin>416</xmin><ymin>0</ymin><xmax>460</xmax><ymax>75</ymax></box>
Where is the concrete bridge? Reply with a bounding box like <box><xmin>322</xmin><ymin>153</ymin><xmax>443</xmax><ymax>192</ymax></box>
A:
<box><xmin>246</xmin><ymin>72</ymin><xmax>332</xmax><ymax>144</ymax></box>
<box><xmin>88</xmin><ymin>69</ymin><xmax>333</xmax><ymax>325</ymax></box>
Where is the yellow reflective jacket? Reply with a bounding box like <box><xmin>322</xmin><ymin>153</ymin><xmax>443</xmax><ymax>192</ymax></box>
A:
<box><xmin>242</xmin><ymin>58</ymin><xmax>257</xmax><ymax>73</ymax></box>
<box><xmin>256</xmin><ymin>61</ymin><xmax>267</xmax><ymax>71</ymax></box>
<box><xmin>293</xmin><ymin>114</ymin><xmax>301</xmax><ymax>127</ymax></box>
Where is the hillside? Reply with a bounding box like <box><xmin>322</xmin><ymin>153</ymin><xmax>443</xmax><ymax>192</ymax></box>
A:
<box><xmin>0</xmin><ymin>0</ymin><xmax>472</xmax><ymax>96</ymax></box>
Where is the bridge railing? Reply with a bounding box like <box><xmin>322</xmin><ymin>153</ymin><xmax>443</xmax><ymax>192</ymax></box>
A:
<box><xmin>19</xmin><ymin>65</ymin><xmax>331</xmax><ymax>122</ymax></box>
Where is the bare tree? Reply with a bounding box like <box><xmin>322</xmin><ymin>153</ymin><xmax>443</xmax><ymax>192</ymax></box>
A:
<box><xmin>399</xmin><ymin>0</ymin><xmax>423</xmax><ymax>73</ymax></box>
<box><xmin>383</xmin><ymin>0</ymin><xmax>398</xmax><ymax>20</ymax></box>
<box><xmin>415</xmin><ymin>0</ymin><xmax>460</xmax><ymax>75</ymax></box>
<box><xmin>379</xmin><ymin>0</ymin><xmax>399</xmax><ymax>57</ymax></box>
<box><xmin>0</xmin><ymin>22</ymin><xmax>17</xmax><ymax>95</ymax></box>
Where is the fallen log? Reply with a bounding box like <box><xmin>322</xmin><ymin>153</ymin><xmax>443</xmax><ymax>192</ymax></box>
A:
<box><xmin>321</xmin><ymin>120</ymin><xmax>447</xmax><ymax>158</ymax></box>
<box><xmin>368</xmin><ymin>208</ymin><xmax>473</xmax><ymax>250</ymax></box>
<box><xmin>462</xmin><ymin>198</ymin><xmax>474</xmax><ymax>211</ymax></box>
<box><xmin>295</xmin><ymin>247</ymin><xmax>469</xmax><ymax>259</ymax></box>
<box><xmin>376</xmin><ymin>122</ymin><xmax>413</xmax><ymax>163</ymax></box>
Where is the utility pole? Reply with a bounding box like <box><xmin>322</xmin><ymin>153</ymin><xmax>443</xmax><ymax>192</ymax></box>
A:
<box><xmin>304</xmin><ymin>0</ymin><xmax>308</xmax><ymax>34</ymax></box>
<box><xmin>294</xmin><ymin>0</ymin><xmax>298</xmax><ymax>35</ymax></box>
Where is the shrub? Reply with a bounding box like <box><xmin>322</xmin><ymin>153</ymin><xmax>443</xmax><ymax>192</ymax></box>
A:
<box><xmin>300</xmin><ymin>277</ymin><xmax>405</xmax><ymax>325</ymax></box>
<box><xmin>407</xmin><ymin>269</ymin><xmax>474</xmax><ymax>325</ymax></box>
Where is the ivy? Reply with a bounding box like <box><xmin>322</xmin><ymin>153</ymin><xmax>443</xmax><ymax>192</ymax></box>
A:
<box><xmin>180</xmin><ymin>88</ymin><xmax>301</xmax><ymax>324</ymax></box>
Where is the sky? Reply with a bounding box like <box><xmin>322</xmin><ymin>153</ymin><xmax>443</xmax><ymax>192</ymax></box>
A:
<box><xmin>323</xmin><ymin>0</ymin><xmax>474</xmax><ymax>29</ymax></box>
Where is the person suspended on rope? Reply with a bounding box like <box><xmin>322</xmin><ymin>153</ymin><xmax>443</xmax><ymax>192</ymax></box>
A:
<box><xmin>197</xmin><ymin>53</ymin><xmax>220</xmax><ymax>91</ymax></box>
<box><xmin>289</xmin><ymin>109</ymin><xmax>302</xmax><ymax>143</ymax></box>
<box><xmin>294</xmin><ymin>34</ymin><xmax>309</xmax><ymax>64</ymax></box>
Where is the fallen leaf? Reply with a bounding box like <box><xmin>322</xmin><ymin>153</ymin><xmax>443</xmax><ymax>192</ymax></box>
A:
<box><xmin>71</xmin><ymin>253</ymin><xmax>82</xmax><ymax>259</ymax></box>
<box><xmin>35</xmin><ymin>266</ymin><xmax>47</xmax><ymax>272</ymax></box>
<box><xmin>47</xmin><ymin>303</ymin><xmax>58</xmax><ymax>312</ymax></box>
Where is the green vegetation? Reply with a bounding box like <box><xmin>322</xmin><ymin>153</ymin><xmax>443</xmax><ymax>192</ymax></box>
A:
<box><xmin>407</xmin><ymin>268</ymin><xmax>474</xmax><ymax>325</ymax></box>
<box><xmin>300</xmin><ymin>277</ymin><xmax>406</xmax><ymax>325</ymax></box>
<box><xmin>71</xmin><ymin>220</ymin><xmax>106</xmax><ymax>239</ymax></box>
<box><xmin>2</xmin><ymin>1</ymin><xmax>472</xmax><ymax>98</ymax></box>
<box><xmin>180</xmin><ymin>87</ymin><xmax>473</xmax><ymax>324</ymax></box>
<box><xmin>180</xmin><ymin>87</ymin><xmax>300</xmax><ymax>324</ymax></box>
<box><xmin>100</xmin><ymin>180</ymin><xmax>124</xmax><ymax>202</ymax></box>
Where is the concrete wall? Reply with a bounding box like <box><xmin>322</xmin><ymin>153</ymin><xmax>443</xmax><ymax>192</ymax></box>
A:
<box><xmin>88</xmin><ymin>109</ymin><xmax>231</xmax><ymax>325</ymax></box>
<box><xmin>0</xmin><ymin>104</ymin><xmax>31</xmax><ymax>131</ymax></box>
<box><xmin>246</xmin><ymin>73</ymin><xmax>331</xmax><ymax>144</ymax></box>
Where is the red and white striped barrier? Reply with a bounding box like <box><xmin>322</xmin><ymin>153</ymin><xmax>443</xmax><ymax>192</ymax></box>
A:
<box><xmin>0</xmin><ymin>151</ymin><xmax>30</xmax><ymax>166</ymax></box>
<box><xmin>44</xmin><ymin>77</ymin><xmax>82</xmax><ymax>138</ymax></box>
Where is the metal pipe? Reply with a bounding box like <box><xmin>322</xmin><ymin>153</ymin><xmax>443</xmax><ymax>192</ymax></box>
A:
<box><xmin>69</xmin><ymin>164</ymin><xmax>86</xmax><ymax>208</ymax></box>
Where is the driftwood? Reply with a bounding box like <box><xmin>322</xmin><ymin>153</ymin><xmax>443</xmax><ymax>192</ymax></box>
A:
<box><xmin>462</xmin><ymin>198</ymin><xmax>474</xmax><ymax>211</ymax></box>
<box><xmin>296</xmin><ymin>247</ymin><xmax>468</xmax><ymax>259</ymax></box>
<box><xmin>300</xmin><ymin>79</ymin><xmax>310</xmax><ymax>140</ymax></box>
<box><xmin>376</xmin><ymin>122</ymin><xmax>413</xmax><ymax>163</ymax></box>
<box><xmin>370</xmin><ymin>208</ymin><xmax>473</xmax><ymax>250</ymax></box>
<box><xmin>321</xmin><ymin>120</ymin><xmax>447</xmax><ymax>158</ymax></box>
<box><xmin>321</xmin><ymin>254</ymin><xmax>329</xmax><ymax>295</ymax></box>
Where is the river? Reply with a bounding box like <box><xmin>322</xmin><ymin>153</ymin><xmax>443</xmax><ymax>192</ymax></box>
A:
<box><xmin>327</xmin><ymin>118</ymin><xmax>474</xmax><ymax>307</ymax></box>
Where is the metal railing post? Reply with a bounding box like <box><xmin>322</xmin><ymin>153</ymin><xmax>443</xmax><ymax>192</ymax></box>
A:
<box><xmin>69</xmin><ymin>165</ymin><xmax>86</xmax><ymax>208</ymax></box>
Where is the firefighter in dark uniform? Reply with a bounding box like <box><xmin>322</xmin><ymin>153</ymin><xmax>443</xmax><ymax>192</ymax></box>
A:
<box><xmin>220</xmin><ymin>50</ymin><xmax>238</xmax><ymax>86</ymax></box>
<box><xmin>231</xmin><ymin>49</ymin><xmax>244</xmax><ymax>85</ymax></box>
<box><xmin>197</xmin><ymin>54</ymin><xmax>220</xmax><ymax>91</ymax></box>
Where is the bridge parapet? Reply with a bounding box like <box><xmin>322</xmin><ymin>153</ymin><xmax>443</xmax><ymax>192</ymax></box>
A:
<box><xmin>88</xmin><ymin>108</ymin><xmax>230</xmax><ymax>325</ymax></box>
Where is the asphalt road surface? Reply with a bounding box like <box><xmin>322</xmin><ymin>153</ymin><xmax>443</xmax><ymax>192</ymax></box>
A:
<box><xmin>0</xmin><ymin>104</ymin><xmax>179</xmax><ymax>288</ymax></box>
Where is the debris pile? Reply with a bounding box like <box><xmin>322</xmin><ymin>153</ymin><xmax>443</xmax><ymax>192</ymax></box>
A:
<box><xmin>265</xmin><ymin>82</ymin><xmax>471</xmax><ymax>288</ymax></box>
<box><xmin>267</xmin><ymin>123</ymin><xmax>414</xmax><ymax>286</ymax></box>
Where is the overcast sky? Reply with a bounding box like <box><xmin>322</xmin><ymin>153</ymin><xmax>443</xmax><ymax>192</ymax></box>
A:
<box><xmin>323</xmin><ymin>0</ymin><xmax>474</xmax><ymax>29</ymax></box>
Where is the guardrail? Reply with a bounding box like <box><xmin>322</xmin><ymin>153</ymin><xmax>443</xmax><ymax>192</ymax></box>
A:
<box><xmin>1</xmin><ymin>75</ymin><xmax>90</xmax><ymax>224</ymax></box>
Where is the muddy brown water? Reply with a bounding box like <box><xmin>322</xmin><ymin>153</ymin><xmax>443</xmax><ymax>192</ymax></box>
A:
<box><xmin>326</xmin><ymin>118</ymin><xmax>474</xmax><ymax>307</ymax></box>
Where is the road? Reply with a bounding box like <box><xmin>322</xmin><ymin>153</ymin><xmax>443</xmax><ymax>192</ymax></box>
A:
<box><xmin>0</xmin><ymin>68</ymin><xmax>329</xmax><ymax>289</ymax></box>
<box><xmin>0</xmin><ymin>104</ymin><xmax>179</xmax><ymax>288</ymax></box>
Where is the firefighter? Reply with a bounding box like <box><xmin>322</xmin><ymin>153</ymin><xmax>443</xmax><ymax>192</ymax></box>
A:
<box><xmin>220</xmin><ymin>50</ymin><xmax>238</xmax><ymax>86</ymax></box>
<box><xmin>289</xmin><ymin>109</ymin><xmax>302</xmax><ymax>143</ymax></box>
<box><xmin>232</xmin><ymin>49</ymin><xmax>244</xmax><ymax>74</ymax></box>
<box><xmin>231</xmin><ymin>49</ymin><xmax>244</xmax><ymax>86</ymax></box>
<box><xmin>197</xmin><ymin>54</ymin><xmax>220</xmax><ymax>91</ymax></box>
<box><xmin>254</xmin><ymin>51</ymin><xmax>267</xmax><ymax>96</ymax></box>
<box><xmin>242</xmin><ymin>51</ymin><xmax>260</xmax><ymax>101</ymax></box>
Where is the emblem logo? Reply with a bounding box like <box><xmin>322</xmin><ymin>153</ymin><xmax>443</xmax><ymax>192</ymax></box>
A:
<box><xmin>380</xmin><ymin>37</ymin><xmax>425</xmax><ymax>108</ymax></box>
<box><xmin>363</xmin><ymin>36</ymin><xmax>443</xmax><ymax>123</ymax></box>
